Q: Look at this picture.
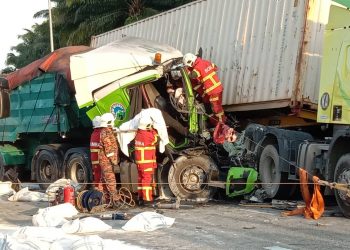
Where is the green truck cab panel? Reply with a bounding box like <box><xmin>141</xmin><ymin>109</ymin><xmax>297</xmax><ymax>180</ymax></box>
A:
<box><xmin>0</xmin><ymin>144</ymin><xmax>25</xmax><ymax>166</ymax></box>
<box><xmin>226</xmin><ymin>167</ymin><xmax>258</xmax><ymax>197</ymax></box>
<box><xmin>318</xmin><ymin>5</ymin><xmax>350</xmax><ymax>124</ymax></box>
<box><xmin>86</xmin><ymin>72</ymin><xmax>161</xmax><ymax>127</ymax></box>
<box><xmin>181</xmin><ymin>68</ymin><xmax>199</xmax><ymax>134</ymax></box>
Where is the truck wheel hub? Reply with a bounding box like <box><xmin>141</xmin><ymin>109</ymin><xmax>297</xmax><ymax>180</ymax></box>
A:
<box><xmin>44</xmin><ymin>163</ymin><xmax>52</xmax><ymax>176</ymax></box>
<box><xmin>337</xmin><ymin>169</ymin><xmax>350</xmax><ymax>202</ymax></box>
<box><xmin>181</xmin><ymin>166</ymin><xmax>205</xmax><ymax>191</ymax></box>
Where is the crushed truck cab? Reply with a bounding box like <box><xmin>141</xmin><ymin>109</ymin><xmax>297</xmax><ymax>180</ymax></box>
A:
<box><xmin>0</xmin><ymin>37</ymin><xmax>253</xmax><ymax>202</ymax></box>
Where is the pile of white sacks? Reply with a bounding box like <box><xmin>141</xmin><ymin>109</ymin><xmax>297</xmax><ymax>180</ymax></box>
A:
<box><xmin>0</xmin><ymin>181</ymin><xmax>175</xmax><ymax>249</ymax></box>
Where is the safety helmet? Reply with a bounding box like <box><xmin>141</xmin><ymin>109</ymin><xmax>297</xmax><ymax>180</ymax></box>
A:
<box><xmin>92</xmin><ymin>115</ymin><xmax>102</xmax><ymax>128</ymax></box>
<box><xmin>100</xmin><ymin>113</ymin><xmax>115</xmax><ymax>127</ymax></box>
<box><xmin>183</xmin><ymin>53</ymin><xmax>197</xmax><ymax>67</ymax></box>
<box><xmin>138</xmin><ymin>114</ymin><xmax>153</xmax><ymax>130</ymax></box>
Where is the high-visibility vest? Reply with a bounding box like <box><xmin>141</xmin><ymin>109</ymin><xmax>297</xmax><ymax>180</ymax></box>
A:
<box><xmin>191</xmin><ymin>58</ymin><xmax>223</xmax><ymax>96</ymax></box>
<box><xmin>90</xmin><ymin>128</ymin><xmax>102</xmax><ymax>165</ymax></box>
<box><xmin>134</xmin><ymin>129</ymin><xmax>158</xmax><ymax>168</ymax></box>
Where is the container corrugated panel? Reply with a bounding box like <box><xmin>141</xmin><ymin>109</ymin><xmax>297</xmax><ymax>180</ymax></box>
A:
<box><xmin>91</xmin><ymin>0</ymin><xmax>331</xmax><ymax>111</ymax></box>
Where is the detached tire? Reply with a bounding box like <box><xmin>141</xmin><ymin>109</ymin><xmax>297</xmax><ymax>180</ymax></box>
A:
<box><xmin>168</xmin><ymin>156</ymin><xmax>218</xmax><ymax>202</ymax></box>
<box><xmin>334</xmin><ymin>153</ymin><xmax>350</xmax><ymax>217</ymax></box>
<box><xmin>259</xmin><ymin>144</ymin><xmax>290</xmax><ymax>199</ymax></box>
<box><xmin>65</xmin><ymin>153</ymin><xmax>92</xmax><ymax>191</ymax></box>
<box><xmin>35</xmin><ymin>150</ymin><xmax>61</xmax><ymax>189</ymax></box>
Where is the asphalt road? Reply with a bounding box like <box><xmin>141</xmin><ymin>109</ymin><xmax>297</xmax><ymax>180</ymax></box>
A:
<box><xmin>0</xmin><ymin>196</ymin><xmax>349</xmax><ymax>250</ymax></box>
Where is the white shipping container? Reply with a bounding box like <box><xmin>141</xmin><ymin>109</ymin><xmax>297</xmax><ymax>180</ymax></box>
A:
<box><xmin>91</xmin><ymin>0</ymin><xmax>332</xmax><ymax>112</ymax></box>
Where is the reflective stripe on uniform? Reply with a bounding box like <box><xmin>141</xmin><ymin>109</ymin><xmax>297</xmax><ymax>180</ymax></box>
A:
<box><xmin>216</xmin><ymin>111</ymin><xmax>225</xmax><ymax>121</ymax></box>
<box><xmin>106</xmin><ymin>152</ymin><xmax>114</xmax><ymax>157</ymax></box>
<box><xmin>136</xmin><ymin>159</ymin><xmax>156</xmax><ymax>164</ymax></box>
<box><xmin>144</xmin><ymin>168</ymin><xmax>153</xmax><ymax>172</ymax></box>
<box><xmin>90</xmin><ymin>149</ymin><xmax>99</xmax><ymax>152</ymax></box>
<box><xmin>209</xmin><ymin>96</ymin><xmax>219</xmax><ymax>102</ymax></box>
<box><xmin>91</xmin><ymin>160</ymin><xmax>99</xmax><ymax>164</ymax></box>
<box><xmin>205</xmin><ymin>81</ymin><xmax>221</xmax><ymax>94</ymax></box>
<box><xmin>202</xmin><ymin>71</ymin><xmax>216</xmax><ymax>82</ymax></box>
<box><xmin>193</xmin><ymin>69</ymin><xmax>201</xmax><ymax>78</ymax></box>
<box><xmin>137</xmin><ymin>186</ymin><xmax>153</xmax><ymax>201</ymax></box>
<box><xmin>135</xmin><ymin>146</ymin><xmax>156</xmax><ymax>150</ymax></box>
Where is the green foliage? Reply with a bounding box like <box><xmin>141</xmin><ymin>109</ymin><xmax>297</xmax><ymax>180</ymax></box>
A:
<box><xmin>6</xmin><ymin>22</ymin><xmax>51</xmax><ymax>69</ymax></box>
<box><xmin>2</xmin><ymin>0</ymin><xmax>195</xmax><ymax>70</ymax></box>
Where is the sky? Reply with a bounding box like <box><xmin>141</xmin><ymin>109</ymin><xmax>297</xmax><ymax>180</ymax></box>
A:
<box><xmin>0</xmin><ymin>0</ymin><xmax>48</xmax><ymax>70</ymax></box>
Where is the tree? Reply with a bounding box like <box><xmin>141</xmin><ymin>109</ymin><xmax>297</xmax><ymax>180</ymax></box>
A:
<box><xmin>5</xmin><ymin>22</ymin><xmax>51</xmax><ymax>69</ymax></box>
<box><xmin>2</xmin><ymin>0</ymin><xmax>195</xmax><ymax>70</ymax></box>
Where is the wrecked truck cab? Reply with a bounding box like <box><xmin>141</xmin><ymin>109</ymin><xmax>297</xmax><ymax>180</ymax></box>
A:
<box><xmin>70</xmin><ymin>37</ymin><xmax>221</xmax><ymax>202</ymax></box>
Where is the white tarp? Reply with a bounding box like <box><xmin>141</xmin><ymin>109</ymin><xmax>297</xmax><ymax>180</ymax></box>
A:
<box><xmin>0</xmin><ymin>181</ymin><xmax>14</xmax><ymax>196</ymax></box>
<box><xmin>62</xmin><ymin>217</ymin><xmax>112</xmax><ymax>234</ymax></box>
<box><xmin>0</xmin><ymin>229</ymin><xmax>145</xmax><ymax>250</ymax></box>
<box><xmin>70</xmin><ymin>36</ymin><xmax>182</xmax><ymax>108</ymax></box>
<box><xmin>122</xmin><ymin>211</ymin><xmax>175</xmax><ymax>232</ymax></box>
<box><xmin>32</xmin><ymin>203</ymin><xmax>79</xmax><ymax>227</ymax></box>
<box><xmin>8</xmin><ymin>187</ymin><xmax>48</xmax><ymax>202</ymax></box>
<box><xmin>117</xmin><ymin>108</ymin><xmax>169</xmax><ymax>156</ymax></box>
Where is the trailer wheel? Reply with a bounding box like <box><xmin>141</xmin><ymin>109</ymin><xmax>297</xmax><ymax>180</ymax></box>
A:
<box><xmin>35</xmin><ymin>150</ymin><xmax>60</xmax><ymax>189</ymax></box>
<box><xmin>65</xmin><ymin>153</ymin><xmax>92</xmax><ymax>191</ymax></box>
<box><xmin>168</xmin><ymin>156</ymin><xmax>217</xmax><ymax>202</ymax></box>
<box><xmin>259</xmin><ymin>144</ymin><xmax>290</xmax><ymax>198</ymax></box>
<box><xmin>334</xmin><ymin>153</ymin><xmax>350</xmax><ymax>217</ymax></box>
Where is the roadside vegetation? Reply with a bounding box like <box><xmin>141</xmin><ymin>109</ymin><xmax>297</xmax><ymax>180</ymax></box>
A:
<box><xmin>1</xmin><ymin>0</ymin><xmax>194</xmax><ymax>73</ymax></box>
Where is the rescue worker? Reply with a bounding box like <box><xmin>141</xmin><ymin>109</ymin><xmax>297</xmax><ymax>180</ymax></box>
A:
<box><xmin>134</xmin><ymin>115</ymin><xmax>159</xmax><ymax>206</ymax></box>
<box><xmin>90</xmin><ymin>113</ymin><xmax>119</xmax><ymax>205</ymax></box>
<box><xmin>183</xmin><ymin>53</ymin><xmax>226</xmax><ymax>125</ymax></box>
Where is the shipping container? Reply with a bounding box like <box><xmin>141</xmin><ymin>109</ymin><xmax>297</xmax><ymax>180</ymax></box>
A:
<box><xmin>91</xmin><ymin>0</ymin><xmax>332</xmax><ymax>112</ymax></box>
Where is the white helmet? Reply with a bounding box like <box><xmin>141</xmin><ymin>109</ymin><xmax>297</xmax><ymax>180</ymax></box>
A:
<box><xmin>92</xmin><ymin>115</ymin><xmax>102</xmax><ymax>128</ymax></box>
<box><xmin>138</xmin><ymin>114</ymin><xmax>153</xmax><ymax>130</ymax></box>
<box><xmin>183</xmin><ymin>53</ymin><xmax>197</xmax><ymax>67</ymax></box>
<box><xmin>100</xmin><ymin>113</ymin><xmax>115</xmax><ymax>127</ymax></box>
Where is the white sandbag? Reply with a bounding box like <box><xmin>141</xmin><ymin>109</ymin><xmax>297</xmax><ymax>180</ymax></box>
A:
<box><xmin>12</xmin><ymin>226</ymin><xmax>65</xmax><ymax>242</ymax></box>
<box><xmin>8</xmin><ymin>187</ymin><xmax>48</xmax><ymax>202</ymax></box>
<box><xmin>0</xmin><ymin>181</ymin><xmax>14</xmax><ymax>196</ymax></box>
<box><xmin>62</xmin><ymin>217</ymin><xmax>112</xmax><ymax>234</ymax></box>
<box><xmin>32</xmin><ymin>203</ymin><xmax>79</xmax><ymax>227</ymax></box>
<box><xmin>46</xmin><ymin>179</ymin><xmax>78</xmax><ymax>201</ymax></box>
<box><xmin>0</xmin><ymin>233</ymin><xmax>51</xmax><ymax>250</ymax></box>
<box><xmin>122</xmin><ymin>211</ymin><xmax>175</xmax><ymax>232</ymax></box>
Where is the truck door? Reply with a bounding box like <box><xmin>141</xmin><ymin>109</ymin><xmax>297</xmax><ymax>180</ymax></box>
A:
<box><xmin>318</xmin><ymin>5</ymin><xmax>350</xmax><ymax>124</ymax></box>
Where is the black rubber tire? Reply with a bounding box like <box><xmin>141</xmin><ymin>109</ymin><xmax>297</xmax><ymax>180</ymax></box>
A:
<box><xmin>168</xmin><ymin>156</ymin><xmax>217</xmax><ymax>202</ymax></box>
<box><xmin>35</xmin><ymin>150</ymin><xmax>61</xmax><ymax>190</ymax></box>
<box><xmin>334</xmin><ymin>153</ymin><xmax>350</xmax><ymax>218</ymax></box>
<box><xmin>65</xmin><ymin>153</ymin><xmax>92</xmax><ymax>191</ymax></box>
<box><xmin>259</xmin><ymin>144</ymin><xmax>291</xmax><ymax>199</ymax></box>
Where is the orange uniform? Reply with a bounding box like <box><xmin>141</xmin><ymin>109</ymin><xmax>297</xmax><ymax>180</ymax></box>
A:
<box><xmin>134</xmin><ymin>128</ymin><xmax>158</xmax><ymax>202</ymax></box>
<box><xmin>189</xmin><ymin>57</ymin><xmax>226</xmax><ymax>125</ymax></box>
<box><xmin>90</xmin><ymin>127</ymin><xmax>119</xmax><ymax>201</ymax></box>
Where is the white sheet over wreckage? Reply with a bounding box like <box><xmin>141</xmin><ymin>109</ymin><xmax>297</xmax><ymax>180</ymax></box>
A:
<box><xmin>70</xmin><ymin>37</ymin><xmax>182</xmax><ymax>107</ymax></box>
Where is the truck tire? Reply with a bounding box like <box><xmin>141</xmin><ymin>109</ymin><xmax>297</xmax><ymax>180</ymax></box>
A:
<box><xmin>259</xmin><ymin>144</ymin><xmax>290</xmax><ymax>198</ymax></box>
<box><xmin>35</xmin><ymin>150</ymin><xmax>61</xmax><ymax>189</ymax></box>
<box><xmin>65</xmin><ymin>152</ymin><xmax>92</xmax><ymax>191</ymax></box>
<box><xmin>168</xmin><ymin>156</ymin><xmax>217</xmax><ymax>202</ymax></box>
<box><xmin>334</xmin><ymin>153</ymin><xmax>350</xmax><ymax>217</ymax></box>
